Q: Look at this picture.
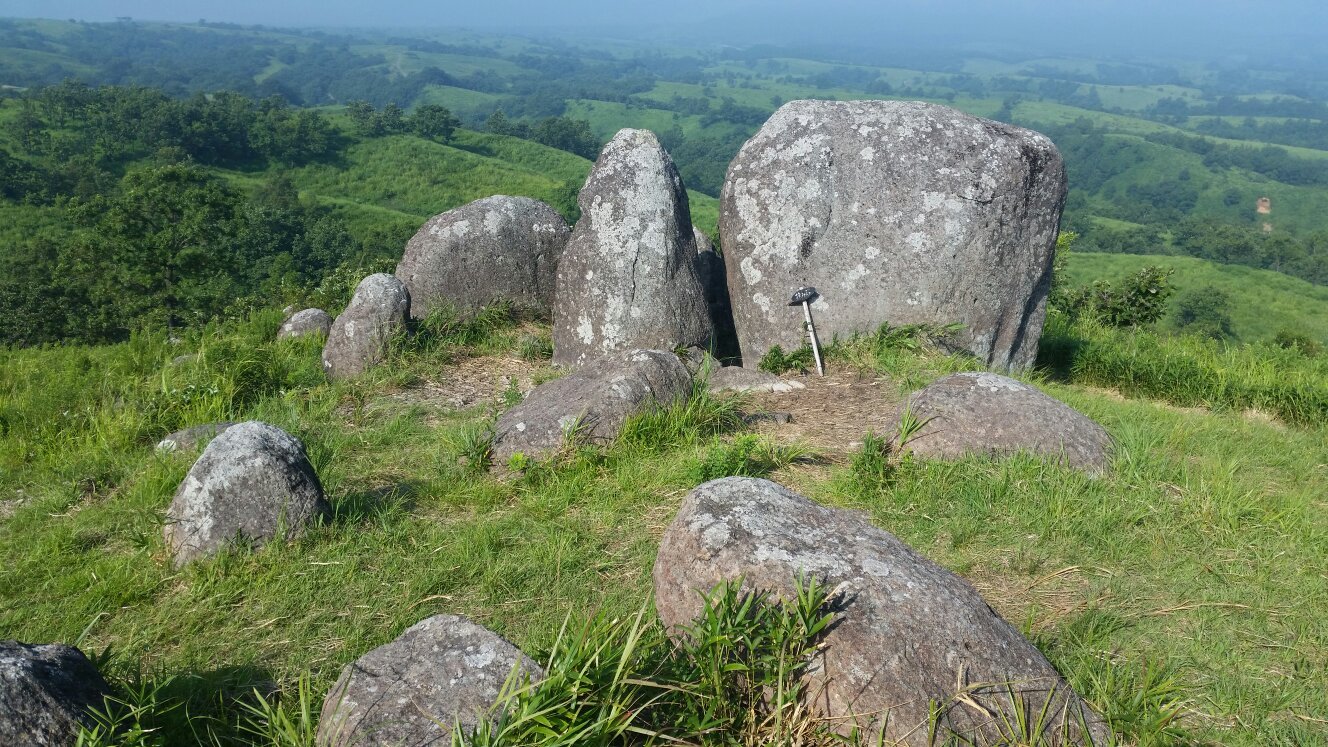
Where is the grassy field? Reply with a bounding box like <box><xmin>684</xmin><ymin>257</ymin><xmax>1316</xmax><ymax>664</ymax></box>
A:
<box><xmin>1</xmin><ymin>307</ymin><xmax>1325</xmax><ymax>744</ymax></box>
<box><xmin>1066</xmin><ymin>252</ymin><xmax>1328</xmax><ymax>344</ymax></box>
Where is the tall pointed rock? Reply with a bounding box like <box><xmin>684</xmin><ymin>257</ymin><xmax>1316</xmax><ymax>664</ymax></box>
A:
<box><xmin>553</xmin><ymin>129</ymin><xmax>712</xmax><ymax>367</ymax></box>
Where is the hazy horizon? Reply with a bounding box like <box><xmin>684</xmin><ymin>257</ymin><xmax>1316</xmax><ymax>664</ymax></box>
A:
<box><xmin>5</xmin><ymin>1</ymin><xmax>1327</xmax><ymax>63</ymax></box>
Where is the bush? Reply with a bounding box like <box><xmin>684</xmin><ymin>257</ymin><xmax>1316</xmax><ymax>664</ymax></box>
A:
<box><xmin>1056</xmin><ymin>266</ymin><xmax>1175</xmax><ymax>328</ymax></box>
<box><xmin>1175</xmin><ymin>285</ymin><xmax>1235</xmax><ymax>340</ymax></box>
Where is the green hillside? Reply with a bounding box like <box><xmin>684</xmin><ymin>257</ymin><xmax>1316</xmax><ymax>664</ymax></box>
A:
<box><xmin>1065</xmin><ymin>252</ymin><xmax>1328</xmax><ymax>344</ymax></box>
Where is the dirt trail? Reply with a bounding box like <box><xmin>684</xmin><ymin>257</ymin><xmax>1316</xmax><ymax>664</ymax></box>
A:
<box><xmin>744</xmin><ymin>370</ymin><xmax>907</xmax><ymax>457</ymax></box>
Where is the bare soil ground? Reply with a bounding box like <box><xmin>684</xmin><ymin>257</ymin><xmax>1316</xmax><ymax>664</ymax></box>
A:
<box><xmin>744</xmin><ymin>370</ymin><xmax>907</xmax><ymax>457</ymax></box>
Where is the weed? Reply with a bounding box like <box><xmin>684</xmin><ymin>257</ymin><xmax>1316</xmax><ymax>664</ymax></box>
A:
<box><xmin>687</xmin><ymin>433</ymin><xmax>809</xmax><ymax>482</ymax></box>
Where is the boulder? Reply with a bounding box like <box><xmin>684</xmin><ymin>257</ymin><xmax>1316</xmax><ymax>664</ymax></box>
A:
<box><xmin>163</xmin><ymin>421</ymin><xmax>329</xmax><ymax>567</ymax></box>
<box><xmin>552</xmin><ymin>129</ymin><xmax>712</xmax><ymax>367</ymax></box>
<box><xmin>322</xmin><ymin>274</ymin><xmax>410</xmax><ymax>381</ymax></box>
<box><xmin>279</xmin><ymin>308</ymin><xmax>333</xmax><ymax>340</ymax></box>
<box><xmin>156</xmin><ymin>422</ymin><xmax>236</xmax><ymax>454</ymax></box>
<box><xmin>396</xmin><ymin>196</ymin><xmax>571</xmax><ymax>320</ymax></box>
<box><xmin>654</xmin><ymin>478</ymin><xmax>1109</xmax><ymax>745</ymax></box>
<box><xmin>720</xmin><ymin>100</ymin><xmax>1067</xmax><ymax>372</ymax></box>
<box><xmin>493</xmin><ymin>349</ymin><xmax>692</xmax><ymax>465</ymax></box>
<box><xmin>898</xmin><ymin>372</ymin><xmax>1112</xmax><ymax>474</ymax></box>
<box><xmin>706</xmin><ymin>365</ymin><xmax>804</xmax><ymax>394</ymax></box>
<box><xmin>0</xmin><ymin>641</ymin><xmax>113</xmax><ymax>746</ymax></box>
<box><xmin>692</xmin><ymin>227</ymin><xmax>740</xmax><ymax>363</ymax></box>
<box><xmin>317</xmin><ymin>614</ymin><xmax>542</xmax><ymax>746</ymax></box>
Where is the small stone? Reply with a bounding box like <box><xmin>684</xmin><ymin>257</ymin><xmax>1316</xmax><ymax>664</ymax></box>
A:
<box><xmin>707</xmin><ymin>366</ymin><xmax>805</xmax><ymax>394</ymax></box>
<box><xmin>156</xmin><ymin>422</ymin><xmax>236</xmax><ymax>454</ymax></box>
<box><xmin>317</xmin><ymin>614</ymin><xmax>542</xmax><ymax>746</ymax></box>
<box><xmin>899</xmin><ymin>372</ymin><xmax>1112</xmax><ymax>474</ymax></box>
<box><xmin>278</xmin><ymin>308</ymin><xmax>333</xmax><ymax>340</ymax></box>
<box><xmin>322</xmin><ymin>274</ymin><xmax>410</xmax><ymax>381</ymax></box>
<box><xmin>163</xmin><ymin>421</ymin><xmax>329</xmax><ymax>567</ymax></box>
<box><xmin>0</xmin><ymin>641</ymin><xmax>113</xmax><ymax>746</ymax></box>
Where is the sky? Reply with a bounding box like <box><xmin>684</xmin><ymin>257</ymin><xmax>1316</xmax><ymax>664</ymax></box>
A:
<box><xmin>4</xmin><ymin>0</ymin><xmax>1326</xmax><ymax>60</ymax></box>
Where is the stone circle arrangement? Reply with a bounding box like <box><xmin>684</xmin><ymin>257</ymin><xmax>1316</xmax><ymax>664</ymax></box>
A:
<box><xmin>5</xmin><ymin>99</ymin><xmax>1124</xmax><ymax>746</ymax></box>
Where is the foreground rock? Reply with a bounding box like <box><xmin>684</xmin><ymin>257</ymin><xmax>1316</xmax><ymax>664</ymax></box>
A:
<box><xmin>654</xmin><ymin>478</ymin><xmax>1109</xmax><ymax>744</ymax></box>
<box><xmin>706</xmin><ymin>365</ymin><xmax>804</xmax><ymax>394</ymax></box>
<box><xmin>0</xmin><ymin>641</ymin><xmax>113</xmax><ymax>745</ymax></box>
<box><xmin>164</xmin><ymin>421</ymin><xmax>329</xmax><ymax>567</ymax></box>
<box><xmin>552</xmin><ymin>129</ymin><xmax>712</xmax><ymax>367</ymax></box>
<box><xmin>322</xmin><ymin>274</ymin><xmax>411</xmax><ymax>381</ymax></box>
<box><xmin>318</xmin><ymin>614</ymin><xmax>542</xmax><ymax>746</ymax></box>
<box><xmin>493</xmin><ymin>349</ymin><xmax>691</xmax><ymax>465</ymax></box>
<box><xmin>396</xmin><ymin>196</ymin><xmax>571</xmax><ymax>319</ymax></box>
<box><xmin>720</xmin><ymin>100</ymin><xmax>1066</xmax><ymax>371</ymax></box>
<box><xmin>898</xmin><ymin>372</ymin><xmax>1112</xmax><ymax>474</ymax></box>
<box><xmin>279</xmin><ymin>308</ymin><xmax>333</xmax><ymax>340</ymax></box>
<box><xmin>156</xmin><ymin>422</ymin><xmax>236</xmax><ymax>454</ymax></box>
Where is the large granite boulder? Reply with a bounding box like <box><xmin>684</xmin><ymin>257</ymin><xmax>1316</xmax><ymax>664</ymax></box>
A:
<box><xmin>493</xmin><ymin>349</ymin><xmax>692</xmax><ymax>466</ymax></box>
<box><xmin>317</xmin><ymin>614</ymin><xmax>542</xmax><ymax>746</ymax></box>
<box><xmin>720</xmin><ymin>100</ymin><xmax>1067</xmax><ymax>371</ymax></box>
<box><xmin>654</xmin><ymin>478</ymin><xmax>1109</xmax><ymax>745</ymax></box>
<box><xmin>898</xmin><ymin>372</ymin><xmax>1112</xmax><ymax>474</ymax></box>
<box><xmin>164</xmin><ymin>421</ymin><xmax>329</xmax><ymax>567</ymax></box>
<box><xmin>156</xmin><ymin>422</ymin><xmax>236</xmax><ymax>454</ymax></box>
<box><xmin>396</xmin><ymin>196</ymin><xmax>571</xmax><ymax>320</ymax></box>
<box><xmin>0</xmin><ymin>641</ymin><xmax>113</xmax><ymax>746</ymax></box>
<box><xmin>552</xmin><ymin>129</ymin><xmax>712</xmax><ymax>368</ymax></box>
<box><xmin>322</xmin><ymin>274</ymin><xmax>411</xmax><ymax>381</ymax></box>
<box><xmin>279</xmin><ymin>308</ymin><xmax>333</xmax><ymax>340</ymax></box>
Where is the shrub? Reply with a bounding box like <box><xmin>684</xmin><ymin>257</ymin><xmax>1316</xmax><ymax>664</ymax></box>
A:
<box><xmin>1056</xmin><ymin>266</ymin><xmax>1175</xmax><ymax>327</ymax></box>
<box><xmin>1175</xmin><ymin>285</ymin><xmax>1235</xmax><ymax>340</ymax></box>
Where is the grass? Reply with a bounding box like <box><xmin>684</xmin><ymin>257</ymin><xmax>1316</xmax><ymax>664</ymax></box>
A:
<box><xmin>1064</xmin><ymin>252</ymin><xmax>1328</xmax><ymax>344</ymax></box>
<box><xmin>3</xmin><ymin>305</ymin><xmax>1325</xmax><ymax>744</ymax></box>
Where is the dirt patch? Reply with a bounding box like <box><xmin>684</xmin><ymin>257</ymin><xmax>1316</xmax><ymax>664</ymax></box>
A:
<box><xmin>373</xmin><ymin>355</ymin><xmax>554</xmax><ymax>422</ymax></box>
<box><xmin>740</xmin><ymin>370</ymin><xmax>907</xmax><ymax>456</ymax></box>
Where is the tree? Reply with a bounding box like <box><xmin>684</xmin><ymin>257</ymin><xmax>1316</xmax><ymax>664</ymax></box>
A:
<box><xmin>531</xmin><ymin>116</ymin><xmax>599</xmax><ymax>159</ymax></box>
<box><xmin>346</xmin><ymin>100</ymin><xmax>380</xmax><ymax>136</ymax></box>
<box><xmin>68</xmin><ymin>163</ymin><xmax>242</xmax><ymax>337</ymax></box>
<box><xmin>409</xmin><ymin>104</ymin><xmax>459</xmax><ymax>142</ymax></box>
<box><xmin>1175</xmin><ymin>286</ymin><xmax>1235</xmax><ymax>340</ymax></box>
<box><xmin>377</xmin><ymin>102</ymin><xmax>406</xmax><ymax>134</ymax></box>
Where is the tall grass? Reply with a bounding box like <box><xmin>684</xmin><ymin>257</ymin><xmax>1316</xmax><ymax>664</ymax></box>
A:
<box><xmin>1038</xmin><ymin>315</ymin><xmax>1328</xmax><ymax>425</ymax></box>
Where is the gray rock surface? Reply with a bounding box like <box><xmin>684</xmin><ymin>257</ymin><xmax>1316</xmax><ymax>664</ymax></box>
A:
<box><xmin>163</xmin><ymin>421</ymin><xmax>329</xmax><ymax>567</ymax></box>
<box><xmin>706</xmin><ymin>365</ymin><xmax>805</xmax><ymax>394</ymax></box>
<box><xmin>493</xmin><ymin>349</ymin><xmax>692</xmax><ymax>465</ymax></box>
<box><xmin>899</xmin><ymin>372</ymin><xmax>1112</xmax><ymax>474</ymax></box>
<box><xmin>156</xmin><ymin>422</ymin><xmax>237</xmax><ymax>454</ymax></box>
<box><xmin>720</xmin><ymin>100</ymin><xmax>1067</xmax><ymax>371</ymax></box>
<box><xmin>317</xmin><ymin>614</ymin><xmax>542</xmax><ymax>746</ymax></box>
<box><xmin>279</xmin><ymin>308</ymin><xmax>333</xmax><ymax>340</ymax></box>
<box><xmin>653</xmin><ymin>478</ymin><xmax>1109</xmax><ymax>745</ymax></box>
<box><xmin>0</xmin><ymin>641</ymin><xmax>112</xmax><ymax>746</ymax></box>
<box><xmin>396</xmin><ymin>196</ymin><xmax>570</xmax><ymax>319</ymax></box>
<box><xmin>552</xmin><ymin>129</ymin><xmax>712</xmax><ymax>367</ymax></box>
<box><xmin>322</xmin><ymin>274</ymin><xmax>411</xmax><ymax>381</ymax></box>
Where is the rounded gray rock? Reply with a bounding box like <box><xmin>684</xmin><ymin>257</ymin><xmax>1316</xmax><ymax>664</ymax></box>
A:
<box><xmin>317</xmin><ymin>614</ymin><xmax>543</xmax><ymax>746</ymax></box>
<box><xmin>493</xmin><ymin>349</ymin><xmax>692</xmax><ymax>466</ymax></box>
<box><xmin>322</xmin><ymin>274</ymin><xmax>411</xmax><ymax>381</ymax></box>
<box><xmin>720</xmin><ymin>100</ymin><xmax>1067</xmax><ymax>372</ymax></box>
<box><xmin>163</xmin><ymin>421</ymin><xmax>329</xmax><ymax>567</ymax></box>
<box><xmin>899</xmin><ymin>372</ymin><xmax>1112</xmax><ymax>474</ymax></box>
<box><xmin>552</xmin><ymin>129</ymin><xmax>712</xmax><ymax>368</ymax></box>
<box><xmin>279</xmin><ymin>308</ymin><xmax>333</xmax><ymax>340</ymax></box>
<box><xmin>156</xmin><ymin>422</ymin><xmax>237</xmax><ymax>454</ymax></box>
<box><xmin>396</xmin><ymin>196</ymin><xmax>570</xmax><ymax>320</ymax></box>
<box><xmin>0</xmin><ymin>641</ymin><xmax>112</xmax><ymax>746</ymax></box>
<box><xmin>653</xmin><ymin>477</ymin><xmax>1109</xmax><ymax>745</ymax></box>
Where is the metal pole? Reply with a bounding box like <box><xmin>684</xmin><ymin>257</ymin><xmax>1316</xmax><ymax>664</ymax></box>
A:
<box><xmin>802</xmin><ymin>301</ymin><xmax>825</xmax><ymax>376</ymax></box>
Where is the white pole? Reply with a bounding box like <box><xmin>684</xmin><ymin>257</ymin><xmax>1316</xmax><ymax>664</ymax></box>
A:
<box><xmin>802</xmin><ymin>301</ymin><xmax>825</xmax><ymax>376</ymax></box>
